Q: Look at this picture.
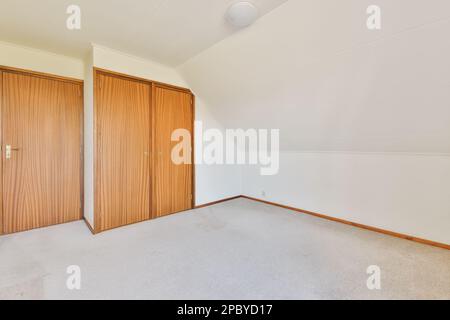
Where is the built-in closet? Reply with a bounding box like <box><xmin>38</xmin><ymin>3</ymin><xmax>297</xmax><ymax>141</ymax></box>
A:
<box><xmin>93</xmin><ymin>69</ymin><xmax>194</xmax><ymax>233</ymax></box>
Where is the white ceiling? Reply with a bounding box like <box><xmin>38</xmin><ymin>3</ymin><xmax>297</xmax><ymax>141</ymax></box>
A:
<box><xmin>2</xmin><ymin>0</ymin><xmax>449</xmax><ymax>153</ymax></box>
<box><xmin>0</xmin><ymin>0</ymin><xmax>287</xmax><ymax>66</ymax></box>
<box><xmin>180</xmin><ymin>0</ymin><xmax>450</xmax><ymax>153</ymax></box>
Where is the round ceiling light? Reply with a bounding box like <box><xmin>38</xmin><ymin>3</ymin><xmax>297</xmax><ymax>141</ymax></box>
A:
<box><xmin>226</xmin><ymin>2</ymin><xmax>259</xmax><ymax>28</ymax></box>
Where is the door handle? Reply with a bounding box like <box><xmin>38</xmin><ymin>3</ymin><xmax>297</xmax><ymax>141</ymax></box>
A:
<box><xmin>5</xmin><ymin>145</ymin><xmax>20</xmax><ymax>159</ymax></box>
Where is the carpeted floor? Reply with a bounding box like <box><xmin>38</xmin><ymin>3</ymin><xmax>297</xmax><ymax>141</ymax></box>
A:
<box><xmin>1</xmin><ymin>198</ymin><xmax>449</xmax><ymax>299</ymax></box>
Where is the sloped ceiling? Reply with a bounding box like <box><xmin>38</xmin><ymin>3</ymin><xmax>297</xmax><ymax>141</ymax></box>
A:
<box><xmin>0</xmin><ymin>0</ymin><xmax>287</xmax><ymax>66</ymax></box>
<box><xmin>179</xmin><ymin>0</ymin><xmax>450</xmax><ymax>153</ymax></box>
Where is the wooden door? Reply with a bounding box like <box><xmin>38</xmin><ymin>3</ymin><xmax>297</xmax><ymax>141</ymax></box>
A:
<box><xmin>153</xmin><ymin>85</ymin><xmax>193</xmax><ymax>217</ymax></box>
<box><xmin>96</xmin><ymin>72</ymin><xmax>151</xmax><ymax>231</ymax></box>
<box><xmin>1</xmin><ymin>71</ymin><xmax>82</xmax><ymax>234</ymax></box>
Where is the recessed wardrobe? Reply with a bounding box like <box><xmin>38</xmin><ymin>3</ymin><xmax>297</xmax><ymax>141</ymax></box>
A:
<box><xmin>93</xmin><ymin>69</ymin><xmax>194</xmax><ymax>233</ymax></box>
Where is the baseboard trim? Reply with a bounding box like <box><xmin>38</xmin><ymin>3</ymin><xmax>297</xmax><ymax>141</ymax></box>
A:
<box><xmin>83</xmin><ymin>218</ymin><xmax>95</xmax><ymax>235</ymax></box>
<box><xmin>195</xmin><ymin>196</ymin><xmax>242</xmax><ymax>209</ymax></box>
<box><xmin>240</xmin><ymin>195</ymin><xmax>450</xmax><ymax>251</ymax></box>
<box><xmin>82</xmin><ymin>195</ymin><xmax>449</xmax><ymax>250</ymax></box>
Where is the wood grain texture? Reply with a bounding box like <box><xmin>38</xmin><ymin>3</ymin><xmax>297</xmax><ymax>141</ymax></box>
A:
<box><xmin>153</xmin><ymin>85</ymin><xmax>193</xmax><ymax>217</ymax></box>
<box><xmin>2</xmin><ymin>72</ymin><xmax>82</xmax><ymax>234</ymax></box>
<box><xmin>93</xmin><ymin>67</ymin><xmax>191</xmax><ymax>94</ymax></box>
<box><xmin>0</xmin><ymin>65</ymin><xmax>83</xmax><ymax>84</ymax></box>
<box><xmin>96</xmin><ymin>72</ymin><xmax>151</xmax><ymax>231</ymax></box>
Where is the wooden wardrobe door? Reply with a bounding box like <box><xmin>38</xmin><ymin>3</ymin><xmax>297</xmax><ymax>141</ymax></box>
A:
<box><xmin>96</xmin><ymin>73</ymin><xmax>151</xmax><ymax>231</ymax></box>
<box><xmin>2</xmin><ymin>72</ymin><xmax>82</xmax><ymax>234</ymax></box>
<box><xmin>153</xmin><ymin>85</ymin><xmax>193</xmax><ymax>217</ymax></box>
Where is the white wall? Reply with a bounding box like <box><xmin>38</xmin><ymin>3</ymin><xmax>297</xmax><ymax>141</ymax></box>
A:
<box><xmin>0</xmin><ymin>41</ymin><xmax>84</xmax><ymax>79</ymax></box>
<box><xmin>242</xmin><ymin>152</ymin><xmax>450</xmax><ymax>244</ymax></box>
<box><xmin>83</xmin><ymin>50</ymin><xmax>95</xmax><ymax>227</ymax></box>
<box><xmin>3</xmin><ymin>1</ymin><xmax>448</xmax><ymax>243</ymax></box>
<box><xmin>179</xmin><ymin>0</ymin><xmax>450</xmax><ymax>244</ymax></box>
<box><xmin>194</xmin><ymin>97</ymin><xmax>242</xmax><ymax>204</ymax></box>
<box><xmin>92</xmin><ymin>44</ymin><xmax>187</xmax><ymax>87</ymax></box>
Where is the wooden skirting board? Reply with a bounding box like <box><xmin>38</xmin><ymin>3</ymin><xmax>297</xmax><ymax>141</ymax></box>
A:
<box><xmin>195</xmin><ymin>196</ymin><xmax>242</xmax><ymax>209</ymax></box>
<box><xmin>196</xmin><ymin>195</ymin><xmax>450</xmax><ymax>251</ymax></box>
<box><xmin>83</xmin><ymin>218</ymin><xmax>95</xmax><ymax>235</ymax></box>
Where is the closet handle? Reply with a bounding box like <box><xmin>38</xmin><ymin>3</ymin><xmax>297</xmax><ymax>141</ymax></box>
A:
<box><xmin>5</xmin><ymin>145</ymin><xmax>20</xmax><ymax>159</ymax></box>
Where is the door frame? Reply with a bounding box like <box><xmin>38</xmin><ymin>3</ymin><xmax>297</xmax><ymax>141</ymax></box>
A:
<box><xmin>93</xmin><ymin>68</ymin><xmax>195</xmax><ymax>233</ymax></box>
<box><xmin>0</xmin><ymin>65</ymin><xmax>84</xmax><ymax>235</ymax></box>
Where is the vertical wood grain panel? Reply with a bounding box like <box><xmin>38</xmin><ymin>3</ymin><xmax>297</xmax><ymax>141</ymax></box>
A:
<box><xmin>96</xmin><ymin>72</ymin><xmax>151</xmax><ymax>231</ymax></box>
<box><xmin>153</xmin><ymin>85</ymin><xmax>193</xmax><ymax>217</ymax></box>
<box><xmin>2</xmin><ymin>72</ymin><xmax>82</xmax><ymax>234</ymax></box>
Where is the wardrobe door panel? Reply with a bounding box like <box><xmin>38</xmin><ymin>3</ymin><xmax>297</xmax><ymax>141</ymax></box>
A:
<box><xmin>96</xmin><ymin>73</ymin><xmax>151</xmax><ymax>231</ymax></box>
<box><xmin>2</xmin><ymin>72</ymin><xmax>82</xmax><ymax>234</ymax></box>
<box><xmin>153</xmin><ymin>86</ymin><xmax>193</xmax><ymax>217</ymax></box>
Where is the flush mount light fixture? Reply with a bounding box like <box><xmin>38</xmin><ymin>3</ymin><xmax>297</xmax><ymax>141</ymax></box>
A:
<box><xmin>226</xmin><ymin>1</ymin><xmax>259</xmax><ymax>28</ymax></box>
